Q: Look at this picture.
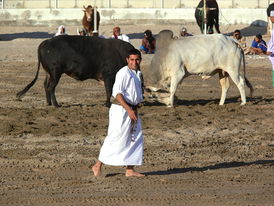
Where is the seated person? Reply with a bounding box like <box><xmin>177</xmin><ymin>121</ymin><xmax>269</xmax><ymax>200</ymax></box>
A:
<box><xmin>140</xmin><ymin>30</ymin><xmax>156</xmax><ymax>54</ymax></box>
<box><xmin>232</xmin><ymin>29</ymin><xmax>248</xmax><ymax>53</ymax></box>
<box><xmin>249</xmin><ymin>34</ymin><xmax>267</xmax><ymax>54</ymax></box>
<box><xmin>54</xmin><ymin>25</ymin><xmax>68</xmax><ymax>37</ymax></box>
<box><xmin>179</xmin><ymin>27</ymin><xmax>193</xmax><ymax>37</ymax></box>
<box><xmin>110</xmin><ymin>26</ymin><xmax>130</xmax><ymax>43</ymax></box>
<box><xmin>77</xmin><ymin>28</ymin><xmax>87</xmax><ymax>36</ymax></box>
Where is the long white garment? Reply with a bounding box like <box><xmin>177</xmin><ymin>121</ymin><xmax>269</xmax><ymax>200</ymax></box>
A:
<box><xmin>268</xmin><ymin>27</ymin><xmax>274</xmax><ymax>71</ymax></box>
<box><xmin>98</xmin><ymin>66</ymin><xmax>144</xmax><ymax>166</ymax></box>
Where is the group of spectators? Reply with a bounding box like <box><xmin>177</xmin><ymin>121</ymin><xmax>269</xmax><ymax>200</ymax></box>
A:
<box><xmin>53</xmin><ymin>24</ymin><xmax>269</xmax><ymax>56</ymax></box>
<box><xmin>232</xmin><ymin>29</ymin><xmax>267</xmax><ymax>55</ymax></box>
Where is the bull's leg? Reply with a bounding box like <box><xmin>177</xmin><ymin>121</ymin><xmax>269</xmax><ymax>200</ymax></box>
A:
<box><xmin>46</xmin><ymin>74</ymin><xmax>61</xmax><ymax>107</ymax></box>
<box><xmin>214</xmin><ymin>17</ymin><xmax>221</xmax><ymax>33</ymax></box>
<box><xmin>103</xmin><ymin>75</ymin><xmax>115</xmax><ymax>107</ymax></box>
<box><xmin>219</xmin><ymin>71</ymin><xmax>230</xmax><ymax>105</ymax></box>
<box><xmin>227</xmin><ymin>72</ymin><xmax>246</xmax><ymax>105</ymax></box>
<box><xmin>44</xmin><ymin>74</ymin><xmax>51</xmax><ymax>105</ymax></box>
<box><xmin>169</xmin><ymin>69</ymin><xmax>185</xmax><ymax>107</ymax></box>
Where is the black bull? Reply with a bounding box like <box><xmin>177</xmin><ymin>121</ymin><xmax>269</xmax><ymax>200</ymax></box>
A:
<box><xmin>16</xmin><ymin>35</ymin><xmax>135</xmax><ymax>107</ymax></box>
<box><xmin>195</xmin><ymin>0</ymin><xmax>221</xmax><ymax>34</ymax></box>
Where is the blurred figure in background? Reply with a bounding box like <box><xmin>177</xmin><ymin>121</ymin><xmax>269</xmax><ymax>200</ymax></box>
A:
<box><xmin>77</xmin><ymin>28</ymin><xmax>87</xmax><ymax>36</ymax></box>
<box><xmin>179</xmin><ymin>27</ymin><xmax>193</xmax><ymax>37</ymax></box>
<box><xmin>140</xmin><ymin>30</ymin><xmax>156</xmax><ymax>54</ymax></box>
<box><xmin>54</xmin><ymin>25</ymin><xmax>68</xmax><ymax>37</ymax></box>
<box><xmin>111</xmin><ymin>26</ymin><xmax>130</xmax><ymax>43</ymax></box>
<box><xmin>249</xmin><ymin>34</ymin><xmax>267</xmax><ymax>55</ymax></box>
<box><xmin>232</xmin><ymin>29</ymin><xmax>248</xmax><ymax>54</ymax></box>
<box><xmin>266</xmin><ymin>10</ymin><xmax>274</xmax><ymax>87</ymax></box>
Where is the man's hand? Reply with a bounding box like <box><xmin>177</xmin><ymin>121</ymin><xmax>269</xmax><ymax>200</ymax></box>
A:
<box><xmin>127</xmin><ymin>109</ymin><xmax>138</xmax><ymax>122</ymax></box>
<box><xmin>115</xmin><ymin>94</ymin><xmax>138</xmax><ymax>121</ymax></box>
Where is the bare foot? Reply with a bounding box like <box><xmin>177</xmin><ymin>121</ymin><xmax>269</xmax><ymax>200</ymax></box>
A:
<box><xmin>92</xmin><ymin>164</ymin><xmax>101</xmax><ymax>177</ymax></box>
<box><xmin>125</xmin><ymin>170</ymin><xmax>145</xmax><ymax>177</ymax></box>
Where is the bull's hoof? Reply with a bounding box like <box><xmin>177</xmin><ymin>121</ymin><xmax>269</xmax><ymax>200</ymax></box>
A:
<box><xmin>51</xmin><ymin>103</ymin><xmax>61</xmax><ymax>107</ymax></box>
<box><xmin>240</xmin><ymin>102</ymin><xmax>246</xmax><ymax>106</ymax></box>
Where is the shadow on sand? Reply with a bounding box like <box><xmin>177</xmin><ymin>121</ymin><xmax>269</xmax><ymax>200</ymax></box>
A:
<box><xmin>144</xmin><ymin>159</ymin><xmax>274</xmax><ymax>176</ymax></box>
<box><xmin>0</xmin><ymin>32</ymin><xmax>54</xmax><ymax>41</ymax></box>
<box><xmin>224</xmin><ymin>20</ymin><xmax>267</xmax><ymax>37</ymax></box>
<box><xmin>127</xmin><ymin>32</ymin><xmax>144</xmax><ymax>40</ymax></box>
<box><xmin>144</xmin><ymin>96</ymin><xmax>272</xmax><ymax>107</ymax></box>
<box><xmin>104</xmin><ymin>159</ymin><xmax>273</xmax><ymax>177</ymax></box>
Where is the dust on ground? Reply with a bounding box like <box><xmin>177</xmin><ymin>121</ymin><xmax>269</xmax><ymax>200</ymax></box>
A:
<box><xmin>0</xmin><ymin>22</ymin><xmax>273</xmax><ymax>206</ymax></box>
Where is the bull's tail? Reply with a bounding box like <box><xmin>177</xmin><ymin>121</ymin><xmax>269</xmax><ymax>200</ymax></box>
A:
<box><xmin>16</xmin><ymin>53</ymin><xmax>41</xmax><ymax>99</ymax></box>
<box><xmin>241</xmin><ymin>47</ymin><xmax>254</xmax><ymax>97</ymax></box>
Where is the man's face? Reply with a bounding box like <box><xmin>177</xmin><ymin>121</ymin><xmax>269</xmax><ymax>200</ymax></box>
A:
<box><xmin>144</xmin><ymin>33</ymin><xmax>150</xmax><ymax>39</ymax></box>
<box><xmin>270</xmin><ymin>16</ymin><xmax>274</xmax><ymax>23</ymax></box>
<box><xmin>255</xmin><ymin>37</ymin><xmax>261</xmax><ymax>43</ymax></box>
<box><xmin>181</xmin><ymin>31</ymin><xmax>186</xmax><ymax>36</ymax></box>
<box><xmin>127</xmin><ymin>54</ymin><xmax>142</xmax><ymax>70</ymax></box>
<box><xmin>113</xmin><ymin>28</ymin><xmax>121</xmax><ymax>36</ymax></box>
<box><xmin>234</xmin><ymin>32</ymin><xmax>241</xmax><ymax>40</ymax></box>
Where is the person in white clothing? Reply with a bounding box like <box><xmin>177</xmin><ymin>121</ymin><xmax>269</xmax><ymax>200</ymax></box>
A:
<box><xmin>110</xmin><ymin>26</ymin><xmax>130</xmax><ymax>43</ymax></box>
<box><xmin>266</xmin><ymin>10</ymin><xmax>274</xmax><ymax>87</ymax></box>
<box><xmin>54</xmin><ymin>25</ymin><xmax>68</xmax><ymax>37</ymax></box>
<box><xmin>92</xmin><ymin>48</ymin><xmax>145</xmax><ymax>177</ymax></box>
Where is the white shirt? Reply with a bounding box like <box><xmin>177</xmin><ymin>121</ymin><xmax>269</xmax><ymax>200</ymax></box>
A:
<box><xmin>112</xmin><ymin>66</ymin><xmax>143</xmax><ymax>106</ymax></box>
<box><xmin>111</xmin><ymin>34</ymin><xmax>130</xmax><ymax>43</ymax></box>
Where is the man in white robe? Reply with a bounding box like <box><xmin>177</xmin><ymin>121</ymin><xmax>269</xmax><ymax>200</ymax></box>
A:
<box><xmin>267</xmin><ymin>11</ymin><xmax>274</xmax><ymax>87</ymax></box>
<box><xmin>110</xmin><ymin>26</ymin><xmax>130</xmax><ymax>43</ymax></box>
<box><xmin>92</xmin><ymin>49</ymin><xmax>145</xmax><ymax>177</ymax></box>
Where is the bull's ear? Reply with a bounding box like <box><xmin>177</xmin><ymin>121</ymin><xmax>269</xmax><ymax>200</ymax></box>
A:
<box><xmin>83</xmin><ymin>5</ymin><xmax>86</xmax><ymax>9</ymax></box>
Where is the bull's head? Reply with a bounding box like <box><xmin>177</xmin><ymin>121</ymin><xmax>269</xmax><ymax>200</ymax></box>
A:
<box><xmin>144</xmin><ymin>80</ymin><xmax>173</xmax><ymax>106</ymax></box>
<box><xmin>83</xmin><ymin>5</ymin><xmax>93</xmax><ymax>22</ymax></box>
<box><xmin>142</xmin><ymin>29</ymin><xmax>176</xmax><ymax>107</ymax></box>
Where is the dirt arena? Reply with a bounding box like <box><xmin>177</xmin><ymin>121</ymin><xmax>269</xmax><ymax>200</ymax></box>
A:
<box><xmin>0</xmin><ymin>22</ymin><xmax>273</xmax><ymax>206</ymax></box>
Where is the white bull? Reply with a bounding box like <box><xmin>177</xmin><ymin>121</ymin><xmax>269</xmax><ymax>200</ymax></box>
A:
<box><xmin>145</xmin><ymin>30</ymin><xmax>253</xmax><ymax>107</ymax></box>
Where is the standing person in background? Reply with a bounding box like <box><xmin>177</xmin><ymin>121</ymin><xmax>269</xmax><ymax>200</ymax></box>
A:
<box><xmin>266</xmin><ymin>11</ymin><xmax>274</xmax><ymax>87</ymax></box>
<box><xmin>140</xmin><ymin>30</ymin><xmax>156</xmax><ymax>54</ymax></box>
<box><xmin>54</xmin><ymin>25</ymin><xmax>68</xmax><ymax>37</ymax></box>
<box><xmin>111</xmin><ymin>26</ymin><xmax>130</xmax><ymax>43</ymax></box>
<box><xmin>92</xmin><ymin>49</ymin><xmax>145</xmax><ymax>177</ymax></box>
<box><xmin>267</xmin><ymin>3</ymin><xmax>274</xmax><ymax>35</ymax></box>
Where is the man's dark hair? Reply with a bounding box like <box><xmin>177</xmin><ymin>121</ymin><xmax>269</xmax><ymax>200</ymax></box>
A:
<box><xmin>234</xmin><ymin>29</ymin><xmax>241</xmax><ymax>33</ymax></box>
<box><xmin>127</xmin><ymin>48</ymin><xmax>142</xmax><ymax>58</ymax></box>
<box><xmin>256</xmin><ymin>34</ymin><xmax>262</xmax><ymax>39</ymax></box>
<box><xmin>144</xmin><ymin>30</ymin><xmax>152</xmax><ymax>37</ymax></box>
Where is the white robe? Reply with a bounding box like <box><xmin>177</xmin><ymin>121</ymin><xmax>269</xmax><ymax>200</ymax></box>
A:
<box><xmin>98</xmin><ymin>66</ymin><xmax>144</xmax><ymax>166</ymax></box>
<box><xmin>268</xmin><ymin>27</ymin><xmax>274</xmax><ymax>71</ymax></box>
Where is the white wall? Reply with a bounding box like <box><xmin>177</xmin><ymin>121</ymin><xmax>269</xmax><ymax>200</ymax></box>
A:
<box><xmin>0</xmin><ymin>8</ymin><xmax>268</xmax><ymax>26</ymax></box>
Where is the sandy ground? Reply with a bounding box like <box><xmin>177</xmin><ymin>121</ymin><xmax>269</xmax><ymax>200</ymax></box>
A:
<box><xmin>0</xmin><ymin>22</ymin><xmax>273</xmax><ymax>206</ymax></box>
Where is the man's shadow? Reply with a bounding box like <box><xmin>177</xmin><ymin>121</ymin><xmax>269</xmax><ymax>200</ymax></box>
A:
<box><xmin>105</xmin><ymin>159</ymin><xmax>273</xmax><ymax>177</ymax></box>
<box><xmin>144</xmin><ymin>159</ymin><xmax>274</xmax><ymax>176</ymax></box>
